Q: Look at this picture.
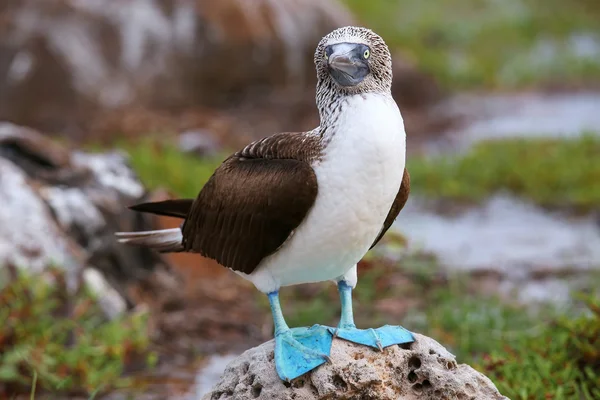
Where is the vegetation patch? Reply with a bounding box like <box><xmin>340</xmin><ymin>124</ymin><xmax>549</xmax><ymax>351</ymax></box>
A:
<box><xmin>0</xmin><ymin>266</ymin><xmax>155</xmax><ymax>397</ymax></box>
<box><xmin>481</xmin><ymin>294</ymin><xmax>600</xmax><ymax>399</ymax></box>
<box><xmin>407</xmin><ymin>134</ymin><xmax>600</xmax><ymax>211</ymax></box>
<box><xmin>344</xmin><ymin>0</ymin><xmax>600</xmax><ymax>89</ymax></box>
<box><xmin>120</xmin><ymin>138</ymin><xmax>225</xmax><ymax>198</ymax></box>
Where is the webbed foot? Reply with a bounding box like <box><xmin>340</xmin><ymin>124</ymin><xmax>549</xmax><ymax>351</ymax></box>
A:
<box><xmin>274</xmin><ymin>325</ymin><xmax>333</xmax><ymax>381</ymax></box>
<box><xmin>328</xmin><ymin>323</ymin><xmax>414</xmax><ymax>350</ymax></box>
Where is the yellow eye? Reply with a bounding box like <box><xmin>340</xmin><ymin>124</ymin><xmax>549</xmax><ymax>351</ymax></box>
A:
<box><xmin>324</xmin><ymin>51</ymin><xmax>328</xmax><ymax>60</ymax></box>
<box><xmin>363</xmin><ymin>49</ymin><xmax>370</xmax><ymax>59</ymax></box>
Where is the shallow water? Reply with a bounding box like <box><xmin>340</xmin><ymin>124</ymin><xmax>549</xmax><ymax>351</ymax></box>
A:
<box><xmin>395</xmin><ymin>195</ymin><xmax>600</xmax><ymax>303</ymax></box>
<box><xmin>398</xmin><ymin>195</ymin><xmax>600</xmax><ymax>272</ymax></box>
<box><xmin>426</xmin><ymin>92</ymin><xmax>600</xmax><ymax>154</ymax></box>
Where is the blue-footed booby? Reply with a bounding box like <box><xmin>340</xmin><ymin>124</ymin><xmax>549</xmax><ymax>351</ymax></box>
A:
<box><xmin>117</xmin><ymin>26</ymin><xmax>414</xmax><ymax>381</ymax></box>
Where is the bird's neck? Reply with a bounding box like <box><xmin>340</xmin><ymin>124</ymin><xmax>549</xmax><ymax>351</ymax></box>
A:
<box><xmin>316</xmin><ymin>83</ymin><xmax>392</xmax><ymax>140</ymax></box>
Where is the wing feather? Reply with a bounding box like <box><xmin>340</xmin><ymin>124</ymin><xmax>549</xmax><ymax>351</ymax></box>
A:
<box><xmin>181</xmin><ymin>136</ymin><xmax>320</xmax><ymax>274</ymax></box>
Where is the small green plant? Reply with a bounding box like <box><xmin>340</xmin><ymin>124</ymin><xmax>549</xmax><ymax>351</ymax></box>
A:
<box><xmin>119</xmin><ymin>138</ymin><xmax>225</xmax><ymax>198</ymax></box>
<box><xmin>408</xmin><ymin>134</ymin><xmax>600</xmax><ymax>211</ymax></box>
<box><xmin>481</xmin><ymin>294</ymin><xmax>600</xmax><ymax>399</ymax></box>
<box><xmin>415</xmin><ymin>280</ymin><xmax>556</xmax><ymax>361</ymax></box>
<box><xmin>0</xmin><ymin>265</ymin><xmax>154</xmax><ymax>397</ymax></box>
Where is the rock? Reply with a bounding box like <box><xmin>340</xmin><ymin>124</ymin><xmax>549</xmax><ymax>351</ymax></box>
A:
<box><xmin>0</xmin><ymin>0</ymin><xmax>354</xmax><ymax>138</ymax></box>
<box><xmin>0</xmin><ymin>122</ymin><xmax>171</xmax><ymax>317</ymax></box>
<box><xmin>201</xmin><ymin>333</ymin><xmax>508</xmax><ymax>400</ymax></box>
<box><xmin>0</xmin><ymin>0</ymin><xmax>446</xmax><ymax>147</ymax></box>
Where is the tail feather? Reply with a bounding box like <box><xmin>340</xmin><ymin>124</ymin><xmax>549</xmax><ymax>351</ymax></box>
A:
<box><xmin>116</xmin><ymin>228</ymin><xmax>183</xmax><ymax>253</ymax></box>
<box><xmin>129</xmin><ymin>199</ymin><xmax>194</xmax><ymax>219</ymax></box>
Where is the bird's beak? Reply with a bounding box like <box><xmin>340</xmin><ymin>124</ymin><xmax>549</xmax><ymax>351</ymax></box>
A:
<box><xmin>326</xmin><ymin>43</ymin><xmax>370</xmax><ymax>87</ymax></box>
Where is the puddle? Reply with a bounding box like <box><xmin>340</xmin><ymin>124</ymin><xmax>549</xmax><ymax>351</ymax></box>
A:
<box><xmin>427</xmin><ymin>92</ymin><xmax>600</xmax><ymax>153</ymax></box>
<box><xmin>398</xmin><ymin>195</ymin><xmax>600</xmax><ymax>272</ymax></box>
<box><xmin>498</xmin><ymin>32</ymin><xmax>600</xmax><ymax>86</ymax></box>
<box><xmin>395</xmin><ymin>195</ymin><xmax>600</xmax><ymax>303</ymax></box>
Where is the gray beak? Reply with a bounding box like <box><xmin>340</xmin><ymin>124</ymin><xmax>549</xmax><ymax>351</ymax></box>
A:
<box><xmin>326</xmin><ymin>43</ymin><xmax>370</xmax><ymax>87</ymax></box>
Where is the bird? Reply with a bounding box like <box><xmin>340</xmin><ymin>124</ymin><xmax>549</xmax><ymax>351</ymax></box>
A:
<box><xmin>116</xmin><ymin>26</ymin><xmax>414</xmax><ymax>381</ymax></box>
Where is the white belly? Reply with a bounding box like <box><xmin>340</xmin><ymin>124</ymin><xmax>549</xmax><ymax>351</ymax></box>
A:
<box><xmin>244</xmin><ymin>93</ymin><xmax>406</xmax><ymax>293</ymax></box>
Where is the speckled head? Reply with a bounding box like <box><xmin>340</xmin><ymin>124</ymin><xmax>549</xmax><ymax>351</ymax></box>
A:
<box><xmin>314</xmin><ymin>26</ymin><xmax>392</xmax><ymax>96</ymax></box>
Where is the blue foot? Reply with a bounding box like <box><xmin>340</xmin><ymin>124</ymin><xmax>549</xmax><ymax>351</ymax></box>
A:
<box><xmin>274</xmin><ymin>325</ymin><xmax>333</xmax><ymax>381</ymax></box>
<box><xmin>329</xmin><ymin>324</ymin><xmax>414</xmax><ymax>350</ymax></box>
<box><xmin>332</xmin><ymin>281</ymin><xmax>415</xmax><ymax>350</ymax></box>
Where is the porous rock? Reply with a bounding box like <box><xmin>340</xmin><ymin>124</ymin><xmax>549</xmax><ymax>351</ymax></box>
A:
<box><xmin>0</xmin><ymin>122</ymin><xmax>171</xmax><ymax>316</ymax></box>
<box><xmin>202</xmin><ymin>333</ymin><xmax>508</xmax><ymax>400</ymax></box>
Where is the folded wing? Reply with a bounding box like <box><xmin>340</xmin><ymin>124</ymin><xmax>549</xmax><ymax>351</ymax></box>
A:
<box><xmin>182</xmin><ymin>133</ymin><xmax>320</xmax><ymax>274</ymax></box>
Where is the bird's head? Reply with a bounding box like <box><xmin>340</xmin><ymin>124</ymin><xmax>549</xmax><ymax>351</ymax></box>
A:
<box><xmin>314</xmin><ymin>26</ymin><xmax>392</xmax><ymax>96</ymax></box>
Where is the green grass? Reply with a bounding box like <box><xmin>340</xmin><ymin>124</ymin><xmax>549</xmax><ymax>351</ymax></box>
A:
<box><xmin>119</xmin><ymin>138</ymin><xmax>225</xmax><ymax>198</ymax></box>
<box><xmin>407</xmin><ymin>134</ymin><xmax>600</xmax><ymax>211</ymax></box>
<box><xmin>480</xmin><ymin>294</ymin><xmax>600</xmax><ymax>399</ymax></box>
<box><xmin>344</xmin><ymin>0</ymin><xmax>600</xmax><ymax>89</ymax></box>
<box><xmin>0</xmin><ymin>266</ymin><xmax>155</xmax><ymax>397</ymax></box>
<box><xmin>410</xmin><ymin>277</ymin><xmax>550</xmax><ymax>361</ymax></box>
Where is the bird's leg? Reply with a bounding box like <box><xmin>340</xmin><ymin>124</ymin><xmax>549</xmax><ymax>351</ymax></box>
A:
<box><xmin>338</xmin><ymin>280</ymin><xmax>357</xmax><ymax>329</ymax></box>
<box><xmin>328</xmin><ymin>280</ymin><xmax>415</xmax><ymax>351</ymax></box>
<box><xmin>268</xmin><ymin>291</ymin><xmax>332</xmax><ymax>381</ymax></box>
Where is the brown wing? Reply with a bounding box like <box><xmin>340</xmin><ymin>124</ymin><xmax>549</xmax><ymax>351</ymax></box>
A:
<box><xmin>181</xmin><ymin>133</ymin><xmax>321</xmax><ymax>274</ymax></box>
<box><xmin>370</xmin><ymin>168</ymin><xmax>410</xmax><ymax>249</ymax></box>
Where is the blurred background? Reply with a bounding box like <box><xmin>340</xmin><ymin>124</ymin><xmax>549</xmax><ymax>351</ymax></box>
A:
<box><xmin>1</xmin><ymin>0</ymin><xmax>599</xmax><ymax>399</ymax></box>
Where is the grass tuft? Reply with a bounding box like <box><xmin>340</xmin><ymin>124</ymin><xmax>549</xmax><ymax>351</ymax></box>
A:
<box><xmin>0</xmin><ymin>266</ymin><xmax>154</xmax><ymax>397</ymax></box>
<box><xmin>119</xmin><ymin>138</ymin><xmax>225</xmax><ymax>198</ymax></box>
<box><xmin>481</xmin><ymin>294</ymin><xmax>600</xmax><ymax>399</ymax></box>
<box><xmin>407</xmin><ymin>134</ymin><xmax>600</xmax><ymax>210</ymax></box>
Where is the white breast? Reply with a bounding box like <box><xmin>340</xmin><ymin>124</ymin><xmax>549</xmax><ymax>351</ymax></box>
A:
<box><xmin>244</xmin><ymin>93</ymin><xmax>406</xmax><ymax>294</ymax></box>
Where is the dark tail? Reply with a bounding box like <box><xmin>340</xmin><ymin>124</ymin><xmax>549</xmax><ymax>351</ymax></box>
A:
<box><xmin>116</xmin><ymin>199</ymin><xmax>193</xmax><ymax>253</ymax></box>
<box><xmin>129</xmin><ymin>199</ymin><xmax>194</xmax><ymax>219</ymax></box>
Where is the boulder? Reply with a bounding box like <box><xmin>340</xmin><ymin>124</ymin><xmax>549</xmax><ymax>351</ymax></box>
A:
<box><xmin>0</xmin><ymin>0</ymin><xmax>445</xmax><ymax>146</ymax></box>
<box><xmin>0</xmin><ymin>122</ymin><xmax>170</xmax><ymax>317</ymax></box>
<box><xmin>202</xmin><ymin>333</ymin><xmax>508</xmax><ymax>400</ymax></box>
<box><xmin>0</xmin><ymin>0</ymin><xmax>354</xmax><ymax>138</ymax></box>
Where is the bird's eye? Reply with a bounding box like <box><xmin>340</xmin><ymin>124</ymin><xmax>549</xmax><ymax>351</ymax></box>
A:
<box><xmin>324</xmin><ymin>51</ymin><xmax>328</xmax><ymax>60</ymax></box>
<box><xmin>363</xmin><ymin>49</ymin><xmax>370</xmax><ymax>59</ymax></box>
